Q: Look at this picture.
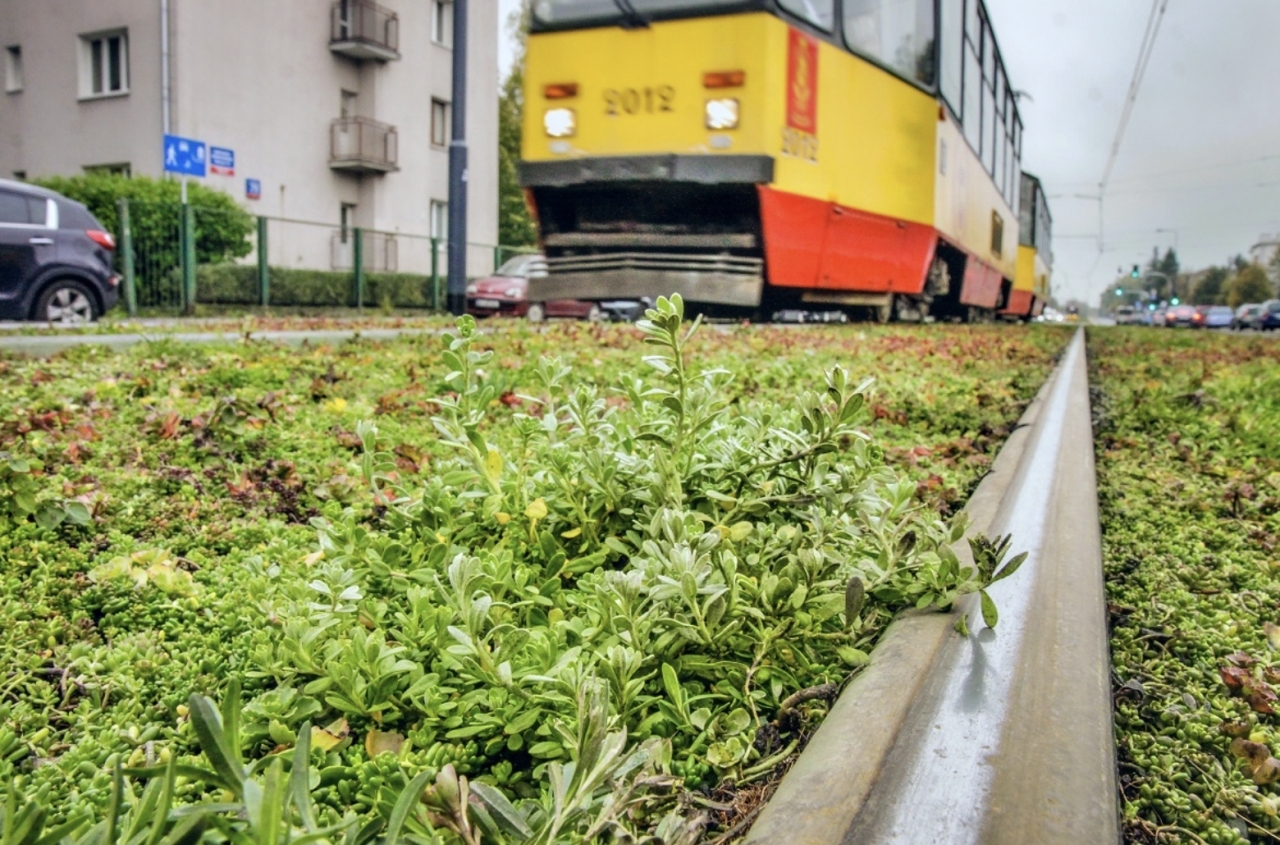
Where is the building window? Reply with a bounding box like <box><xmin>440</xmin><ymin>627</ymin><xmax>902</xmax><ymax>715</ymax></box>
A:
<box><xmin>79</xmin><ymin>30</ymin><xmax>128</xmax><ymax>98</ymax></box>
<box><xmin>84</xmin><ymin>162</ymin><xmax>131</xmax><ymax>177</ymax></box>
<box><xmin>4</xmin><ymin>46</ymin><xmax>22</xmax><ymax>93</ymax></box>
<box><xmin>429</xmin><ymin>200</ymin><xmax>448</xmax><ymax>241</ymax></box>
<box><xmin>12</xmin><ymin>171</ymin><xmax>26</xmax><ymax>181</ymax></box>
<box><xmin>340</xmin><ymin>89</ymin><xmax>358</xmax><ymax>119</ymax></box>
<box><xmin>432</xmin><ymin>0</ymin><xmax>453</xmax><ymax>47</ymax></box>
<box><xmin>340</xmin><ymin>203</ymin><xmax>357</xmax><ymax>244</ymax></box>
<box><xmin>431</xmin><ymin>99</ymin><xmax>450</xmax><ymax>147</ymax></box>
<box><xmin>991</xmin><ymin>211</ymin><xmax>1004</xmax><ymax>258</ymax></box>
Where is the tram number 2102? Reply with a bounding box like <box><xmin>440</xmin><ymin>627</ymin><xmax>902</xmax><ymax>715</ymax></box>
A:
<box><xmin>781</xmin><ymin>127</ymin><xmax>819</xmax><ymax>162</ymax></box>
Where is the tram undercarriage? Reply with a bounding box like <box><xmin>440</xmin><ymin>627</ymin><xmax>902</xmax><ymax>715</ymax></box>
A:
<box><xmin>523</xmin><ymin>157</ymin><xmax>1020</xmax><ymax>324</ymax></box>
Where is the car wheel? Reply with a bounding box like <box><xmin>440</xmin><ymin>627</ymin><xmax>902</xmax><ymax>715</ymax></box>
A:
<box><xmin>35</xmin><ymin>280</ymin><xmax>98</xmax><ymax>325</ymax></box>
<box><xmin>526</xmin><ymin>302</ymin><xmax>546</xmax><ymax>323</ymax></box>
<box><xmin>586</xmin><ymin>304</ymin><xmax>603</xmax><ymax>323</ymax></box>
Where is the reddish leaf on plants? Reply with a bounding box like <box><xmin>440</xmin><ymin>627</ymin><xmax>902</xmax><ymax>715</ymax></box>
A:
<box><xmin>158</xmin><ymin>412</ymin><xmax>181</xmax><ymax>440</ymax></box>
<box><xmin>1264</xmin><ymin>665</ymin><xmax>1280</xmax><ymax>685</ymax></box>
<box><xmin>1219</xmin><ymin>721</ymin><xmax>1252</xmax><ymax>738</ymax></box>
<box><xmin>1226</xmin><ymin>652</ymin><xmax>1259</xmax><ymax>668</ymax></box>
<box><xmin>1244</xmin><ymin>680</ymin><xmax>1278</xmax><ymax>715</ymax></box>
<box><xmin>1220</xmin><ymin>666</ymin><xmax>1250</xmax><ymax>690</ymax></box>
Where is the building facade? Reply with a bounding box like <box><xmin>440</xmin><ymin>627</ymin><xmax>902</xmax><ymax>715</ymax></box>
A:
<box><xmin>0</xmin><ymin>0</ymin><xmax>498</xmax><ymax>274</ymax></box>
<box><xmin>1250</xmin><ymin>233</ymin><xmax>1280</xmax><ymax>284</ymax></box>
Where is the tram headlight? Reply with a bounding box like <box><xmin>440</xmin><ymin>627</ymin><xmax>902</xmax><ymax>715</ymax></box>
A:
<box><xmin>544</xmin><ymin>108</ymin><xmax>576</xmax><ymax>138</ymax></box>
<box><xmin>705</xmin><ymin>98</ymin><xmax>739</xmax><ymax>130</ymax></box>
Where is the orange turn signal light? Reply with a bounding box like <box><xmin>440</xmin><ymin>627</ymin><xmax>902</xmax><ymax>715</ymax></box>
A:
<box><xmin>703</xmin><ymin>70</ymin><xmax>745</xmax><ymax>89</ymax></box>
<box><xmin>544</xmin><ymin>83</ymin><xmax>579</xmax><ymax>99</ymax></box>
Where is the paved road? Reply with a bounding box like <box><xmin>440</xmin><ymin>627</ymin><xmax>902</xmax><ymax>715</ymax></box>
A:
<box><xmin>0</xmin><ymin>326</ymin><xmax>444</xmax><ymax>357</ymax></box>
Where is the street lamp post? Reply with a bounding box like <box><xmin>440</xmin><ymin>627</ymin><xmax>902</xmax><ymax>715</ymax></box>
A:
<box><xmin>1143</xmin><ymin>271</ymin><xmax>1174</xmax><ymax>304</ymax></box>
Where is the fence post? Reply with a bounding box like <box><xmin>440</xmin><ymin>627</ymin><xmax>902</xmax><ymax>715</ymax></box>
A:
<box><xmin>353</xmin><ymin>227</ymin><xmax>365</xmax><ymax>310</ymax></box>
<box><xmin>430</xmin><ymin>237</ymin><xmax>441</xmax><ymax>311</ymax></box>
<box><xmin>257</xmin><ymin>216</ymin><xmax>269</xmax><ymax>308</ymax></box>
<box><xmin>181</xmin><ymin>203</ymin><xmax>196</xmax><ymax>315</ymax></box>
<box><xmin>493</xmin><ymin>244</ymin><xmax>501</xmax><ymax>274</ymax></box>
<box><xmin>117</xmin><ymin>198</ymin><xmax>137</xmax><ymax>317</ymax></box>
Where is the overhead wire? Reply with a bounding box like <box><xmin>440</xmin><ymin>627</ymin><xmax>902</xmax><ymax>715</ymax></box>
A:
<box><xmin>1080</xmin><ymin>0</ymin><xmax>1171</xmax><ymax>294</ymax></box>
<box><xmin>1099</xmin><ymin>0</ymin><xmax>1170</xmax><ymax>194</ymax></box>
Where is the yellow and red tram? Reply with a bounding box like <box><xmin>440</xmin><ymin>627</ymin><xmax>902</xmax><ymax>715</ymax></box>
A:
<box><xmin>1009</xmin><ymin>172</ymin><xmax>1052</xmax><ymax>318</ymax></box>
<box><xmin>520</xmin><ymin>0</ymin><xmax>1050</xmax><ymax>320</ymax></box>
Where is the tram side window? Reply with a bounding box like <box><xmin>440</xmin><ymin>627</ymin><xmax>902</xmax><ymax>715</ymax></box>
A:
<box><xmin>842</xmin><ymin>0</ymin><xmax>936</xmax><ymax>86</ymax></box>
<box><xmin>778</xmin><ymin>0</ymin><xmax>835</xmax><ymax>32</ymax></box>
<box><xmin>939</xmin><ymin>1</ymin><xmax>962</xmax><ymax>109</ymax></box>
<box><xmin>962</xmin><ymin>32</ymin><xmax>982</xmax><ymax>152</ymax></box>
<box><xmin>533</xmin><ymin>0</ymin><xmax>739</xmax><ymax>25</ymax></box>
<box><xmin>1018</xmin><ymin>177</ymin><xmax>1035</xmax><ymax>242</ymax></box>
<box><xmin>981</xmin><ymin>75</ymin><xmax>994</xmax><ymax>173</ymax></box>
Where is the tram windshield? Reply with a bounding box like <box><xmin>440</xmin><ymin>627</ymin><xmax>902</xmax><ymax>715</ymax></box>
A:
<box><xmin>532</xmin><ymin>0</ymin><xmax>744</xmax><ymax>27</ymax></box>
<box><xmin>843</xmin><ymin>0</ymin><xmax>935</xmax><ymax>86</ymax></box>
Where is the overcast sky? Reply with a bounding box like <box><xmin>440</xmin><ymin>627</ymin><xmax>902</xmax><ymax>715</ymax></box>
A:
<box><xmin>496</xmin><ymin>0</ymin><xmax>1280</xmax><ymax>304</ymax></box>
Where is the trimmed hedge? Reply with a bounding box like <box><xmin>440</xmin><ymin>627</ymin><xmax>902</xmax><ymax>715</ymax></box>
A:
<box><xmin>194</xmin><ymin>264</ymin><xmax>440</xmax><ymax>309</ymax></box>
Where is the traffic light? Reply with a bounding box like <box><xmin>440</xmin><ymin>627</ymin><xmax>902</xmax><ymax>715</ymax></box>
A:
<box><xmin>1131</xmin><ymin>265</ymin><xmax>1141</xmax><ymax>279</ymax></box>
<box><xmin>1115</xmin><ymin>289</ymin><xmax>1124</xmax><ymax>297</ymax></box>
<box><xmin>1171</xmin><ymin>298</ymin><xmax>1180</xmax><ymax>305</ymax></box>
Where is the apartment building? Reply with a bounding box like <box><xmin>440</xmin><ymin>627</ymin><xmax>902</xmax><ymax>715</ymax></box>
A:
<box><xmin>0</xmin><ymin>0</ymin><xmax>498</xmax><ymax>273</ymax></box>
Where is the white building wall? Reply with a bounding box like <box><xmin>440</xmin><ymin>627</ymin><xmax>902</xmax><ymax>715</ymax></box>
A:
<box><xmin>0</xmin><ymin>0</ymin><xmax>163</xmax><ymax>179</ymax></box>
<box><xmin>0</xmin><ymin>0</ymin><xmax>499</xmax><ymax>276</ymax></box>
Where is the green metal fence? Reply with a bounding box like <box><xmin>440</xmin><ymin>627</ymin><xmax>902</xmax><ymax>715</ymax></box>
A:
<box><xmin>114</xmin><ymin>198</ymin><xmax>535</xmax><ymax>316</ymax></box>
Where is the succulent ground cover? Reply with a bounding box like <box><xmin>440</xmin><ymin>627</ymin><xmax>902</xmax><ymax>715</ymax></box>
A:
<box><xmin>0</xmin><ymin>312</ymin><xmax>1067</xmax><ymax>843</ymax></box>
<box><xmin>1092</xmin><ymin>328</ymin><xmax>1280</xmax><ymax>845</ymax></box>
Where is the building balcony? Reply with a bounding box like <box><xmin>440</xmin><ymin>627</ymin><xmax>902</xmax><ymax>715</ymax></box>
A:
<box><xmin>330</xmin><ymin>117</ymin><xmax>399</xmax><ymax>173</ymax></box>
<box><xmin>330</xmin><ymin>0</ymin><xmax>400</xmax><ymax>62</ymax></box>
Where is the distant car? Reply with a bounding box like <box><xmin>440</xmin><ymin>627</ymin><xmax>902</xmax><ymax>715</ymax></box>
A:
<box><xmin>466</xmin><ymin>254</ymin><xmax>603</xmax><ymax>322</ymax></box>
<box><xmin>1151</xmin><ymin>306</ymin><xmax>1168</xmax><ymax>327</ymax></box>
<box><xmin>1234</xmin><ymin>303</ymin><xmax>1263</xmax><ymax>330</ymax></box>
<box><xmin>1165</xmin><ymin>304</ymin><xmax>1198</xmax><ymax>327</ymax></box>
<box><xmin>1195</xmin><ymin>305</ymin><xmax>1233</xmax><ymax>329</ymax></box>
<box><xmin>1252</xmin><ymin>299</ymin><xmax>1280</xmax><ymax>332</ymax></box>
<box><xmin>0</xmin><ymin>178</ymin><xmax>120</xmax><ymax>323</ymax></box>
<box><xmin>1114</xmin><ymin>305</ymin><xmax>1143</xmax><ymax>326</ymax></box>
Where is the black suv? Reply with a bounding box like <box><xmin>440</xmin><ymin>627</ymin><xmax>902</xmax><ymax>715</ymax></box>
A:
<box><xmin>0</xmin><ymin>179</ymin><xmax>119</xmax><ymax>323</ymax></box>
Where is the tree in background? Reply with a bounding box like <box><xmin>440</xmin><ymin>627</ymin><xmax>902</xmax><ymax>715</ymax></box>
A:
<box><xmin>497</xmin><ymin>2</ymin><xmax>537</xmax><ymax>250</ymax></box>
<box><xmin>1190</xmin><ymin>267</ymin><xmax>1228</xmax><ymax>305</ymax></box>
<box><xmin>1157</xmin><ymin>248</ymin><xmax>1180</xmax><ymax>285</ymax></box>
<box><xmin>1143</xmin><ymin>247</ymin><xmax>1179</xmax><ymax>299</ymax></box>
<box><xmin>1226</xmin><ymin>264</ymin><xmax>1274</xmax><ymax>308</ymax></box>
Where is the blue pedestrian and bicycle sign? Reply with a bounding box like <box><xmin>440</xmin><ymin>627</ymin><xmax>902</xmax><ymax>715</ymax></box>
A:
<box><xmin>163</xmin><ymin>134</ymin><xmax>206</xmax><ymax>177</ymax></box>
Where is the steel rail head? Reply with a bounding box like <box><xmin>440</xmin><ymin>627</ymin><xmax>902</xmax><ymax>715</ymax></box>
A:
<box><xmin>745</xmin><ymin>330</ymin><xmax>1120</xmax><ymax>845</ymax></box>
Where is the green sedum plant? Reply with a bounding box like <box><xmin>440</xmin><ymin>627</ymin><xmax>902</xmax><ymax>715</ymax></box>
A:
<box><xmin>232</xmin><ymin>297</ymin><xmax>1023</xmax><ymax>837</ymax></box>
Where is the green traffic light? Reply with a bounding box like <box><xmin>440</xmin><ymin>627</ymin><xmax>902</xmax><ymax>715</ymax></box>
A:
<box><xmin>1115</xmin><ymin>289</ymin><xmax>1124</xmax><ymax>296</ymax></box>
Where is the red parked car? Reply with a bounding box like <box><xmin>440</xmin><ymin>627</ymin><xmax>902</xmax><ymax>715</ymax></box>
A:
<box><xmin>466</xmin><ymin>254</ymin><xmax>602</xmax><ymax>322</ymax></box>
